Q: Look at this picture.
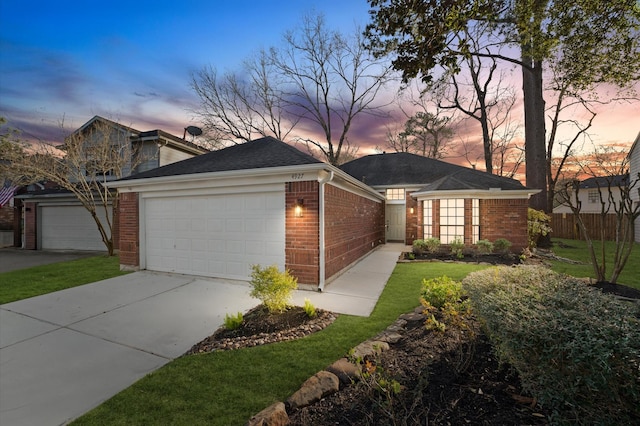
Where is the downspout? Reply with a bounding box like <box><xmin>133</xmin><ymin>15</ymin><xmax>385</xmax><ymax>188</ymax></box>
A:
<box><xmin>318</xmin><ymin>170</ymin><xmax>334</xmax><ymax>292</ymax></box>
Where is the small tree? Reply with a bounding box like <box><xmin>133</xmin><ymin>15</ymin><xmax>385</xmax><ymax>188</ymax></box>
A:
<box><xmin>1</xmin><ymin>118</ymin><xmax>149</xmax><ymax>256</ymax></box>
<box><xmin>556</xmin><ymin>148</ymin><xmax>640</xmax><ymax>283</ymax></box>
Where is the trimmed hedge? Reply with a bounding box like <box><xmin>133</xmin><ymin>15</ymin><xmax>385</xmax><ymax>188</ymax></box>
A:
<box><xmin>463</xmin><ymin>265</ymin><xmax>640</xmax><ymax>424</ymax></box>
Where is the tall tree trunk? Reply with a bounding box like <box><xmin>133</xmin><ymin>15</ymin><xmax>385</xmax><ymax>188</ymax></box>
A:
<box><xmin>522</xmin><ymin>59</ymin><xmax>547</xmax><ymax>213</ymax></box>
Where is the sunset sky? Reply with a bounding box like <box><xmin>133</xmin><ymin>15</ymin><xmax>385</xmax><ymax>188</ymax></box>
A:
<box><xmin>1</xmin><ymin>0</ymin><xmax>638</xmax><ymax>165</ymax></box>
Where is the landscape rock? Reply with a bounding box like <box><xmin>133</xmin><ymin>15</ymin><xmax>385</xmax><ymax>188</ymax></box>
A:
<box><xmin>286</xmin><ymin>371</ymin><xmax>340</xmax><ymax>411</ymax></box>
<box><xmin>351</xmin><ymin>340</ymin><xmax>390</xmax><ymax>360</ymax></box>
<box><xmin>326</xmin><ymin>358</ymin><xmax>361</xmax><ymax>386</ymax></box>
<box><xmin>246</xmin><ymin>402</ymin><xmax>289</xmax><ymax>426</ymax></box>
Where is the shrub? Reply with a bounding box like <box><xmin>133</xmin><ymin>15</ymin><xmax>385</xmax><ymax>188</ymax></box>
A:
<box><xmin>463</xmin><ymin>265</ymin><xmax>640</xmax><ymax>424</ymax></box>
<box><xmin>224</xmin><ymin>312</ymin><xmax>243</xmax><ymax>330</ymax></box>
<box><xmin>449</xmin><ymin>237</ymin><xmax>464</xmax><ymax>259</ymax></box>
<box><xmin>412</xmin><ymin>239</ymin><xmax>427</xmax><ymax>254</ymax></box>
<box><xmin>492</xmin><ymin>238</ymin><xmax>512</xmax><ymax>254</ymax></box>
<box><xmin>424</xmin><ymin>237</ymin><xmax>441</xmax><ymax>253</ymax></box>
<box><xmin>527</xmin><ymin>208</ymin><xmax>552</xmax><ymax>249</ymax></box>
<box><xmin>420</xmin><ymin>276</ymin><xmax>463</xmax><ymax>309</ymax></box>
<box><xmin>249</xmin><ymin>264</ymin><xmax>298</xmax><ymax>314</ymax></box>
<box><xmin>475</xmin><ymin>239</ymin><xmax>493</xmax><ymax>255</ymax></box>
<box><xmin>303</xmin><ymin>298</ymin><xmax>317</xmax><ymax>318</ymax></box>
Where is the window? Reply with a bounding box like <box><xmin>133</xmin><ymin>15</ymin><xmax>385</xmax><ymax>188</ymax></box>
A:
<box><xmin>423</xmin><ymin>200</ymin><xmax>432</xmax><ymax>238</ymax></box>
<box><xmin>472</xmin><ymin>199</ymin><xmax>479</xmax><ymax>243</ymax></box>
<box><xmin>588</xmin><ymin>189</ymin><xmax>599</xmax><ymax>203</ymax></box>
<box><xmin>385</xmin><ymin>188</ymin><xmax>405</xmax><ymax>200</ymax></box>
<box><xmin>440</xmin><ymin>199</ymin><xmax>464</xmax><ymax>244</ymax></box>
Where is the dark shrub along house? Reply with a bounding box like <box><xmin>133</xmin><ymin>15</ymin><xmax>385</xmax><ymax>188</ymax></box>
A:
<box><xmin>108</xmin><ymin>139</ymin><xmax>537</xmax><ymax>290</ymax></box>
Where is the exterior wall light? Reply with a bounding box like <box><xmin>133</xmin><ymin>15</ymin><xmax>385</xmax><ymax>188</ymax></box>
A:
<box><xmin>410</xmin><ymin>207</ymin><xmax>414</xmax><ymax>214</ymax></box>
<box><xmin>295</xmin><ymin>198</ymin><xmax>304</xmax><ymax>217</ymax></box>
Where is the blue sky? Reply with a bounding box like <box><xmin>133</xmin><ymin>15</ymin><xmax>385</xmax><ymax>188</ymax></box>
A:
<box><xmin>1</xmin><ymin>0</ymin><xmax>638</xmax><ymax>157</ymax></box>
<box><xmin>0</xmin><ymin>1</ymin><xmax>373</xmax><ymax>142</ymax></box>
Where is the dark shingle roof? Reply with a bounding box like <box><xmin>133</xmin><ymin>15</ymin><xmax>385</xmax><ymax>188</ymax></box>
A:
<box><xmin>119</xmin><ymin>137</ymin><xmax>322</xmax><ymax>181</ymax></box>
<box><xmin>580</xmin><ymin>174</ymin><xmax>628</xmax><ymax>189</ymax></box>
<box><xmin>340</xmin><ymin>152</ymin><xmax>527</xmax><ymax>191</ymax></box>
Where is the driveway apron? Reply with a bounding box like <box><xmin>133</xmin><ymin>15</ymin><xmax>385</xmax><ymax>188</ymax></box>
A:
<box><xmin>0</xmin><ymin>272</ymin><xmax>258</xmax><ymax>426</ymax></box>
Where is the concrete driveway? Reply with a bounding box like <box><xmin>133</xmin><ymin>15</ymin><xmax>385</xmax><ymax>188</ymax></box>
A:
<box><xmin>0</xmin><ymin>244</ymin><xmax>402</xmax><ymax>425</ymax></box>
<box><xmin>0</xmin><ymin>248</ymin><xmax>105</xmax><ymax>273</ymax></box>
<box><xmin>0</xmin><ymin>272</ymin><xmax>259</xmax><ymax>426</ymax></box>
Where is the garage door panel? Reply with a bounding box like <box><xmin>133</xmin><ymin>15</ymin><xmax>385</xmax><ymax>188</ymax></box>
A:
<box><xmin>144</xmin><ymin>192</ymin><xmax>285</xmax><ymax>281</ymax></box>
<box><xmin>40</xmin><ymin>205</ymin><xmax>110</xmax><ymax>251</ymax></box>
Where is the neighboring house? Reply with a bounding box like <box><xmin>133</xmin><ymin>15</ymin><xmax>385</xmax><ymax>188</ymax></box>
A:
<box><xmin>107</xmin><ymin>139</ymin><xmax>537</xmax><ymax>290</ymax></box>
<box><xmin>553</xmin><ymin>175</ymin><xmax>627</xmax><ymax>214</ymax></box>
<box><xmin>629</xmin><ymin>131</ymin><xmax>640</xmax><ymax>243</ymax></box>
<box><xmin>17</xmin><ymin>116</ymin><xmax>208</xmax><ymax>251</ymax></box>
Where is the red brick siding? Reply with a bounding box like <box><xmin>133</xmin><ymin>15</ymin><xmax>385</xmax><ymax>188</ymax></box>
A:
<box><xmin>324</xmin><ymin>184</ymin><xmax>385</xmax><ymax>280</ymax></box>
<box><xmin>24</xmin><ymin>202</ymin><xmax>37</xmax><ymax>249</ymax></box>
<box><xmin>405</xmin><ymin>193</ymin><xmax>419</xmax><ymax>245</ymax></box>
<box><xmin>479</xmin><ymin>198</ymin><xmax>528</xmax><ymax>251</ymax></box>
<box><xmin>285</xmin><ymin>181</ymin><xmax>320</xmax><ymax>285</ymax></box>
<box><xmin>0</xmin><ymin>203</ymin><xmax>13</xmax><ymax>230</ymax></box>
<box><xmin>118</xmin><ymin>192</ymin><xmax>139</xmax><ymax>268</ymax></box>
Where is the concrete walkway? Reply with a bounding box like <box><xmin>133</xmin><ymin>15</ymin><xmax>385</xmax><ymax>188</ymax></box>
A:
<box><xmin>0</xmin><ymin>244</ymin><xmax>403</xmax><ymax>426</ymax></box>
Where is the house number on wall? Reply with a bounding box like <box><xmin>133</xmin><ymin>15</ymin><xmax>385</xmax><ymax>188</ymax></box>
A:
<box><xmin>291</xmin><ymin>173</ymin><xmax>304</xmax><ymax>180</ymax></box>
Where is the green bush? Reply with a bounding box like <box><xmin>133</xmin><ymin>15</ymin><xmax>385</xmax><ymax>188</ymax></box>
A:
<box><xmin>249</xmin><ymin>264</ymin><xmax>298</xmax><ymax>314</ymax></box>
<box><xmin>492</xmin><ymin>238</ymin><xmax>512</xmax><ymax>254</ymax></box>
<box><xmin>303</xmin><ymin>298</ymin><xmax>316</xmax><ymax>318</ymax></box>
<box><xmin>424</xmin><ymin>237</ymin><xmax>441</xmax><ymax>253</ymax></box>
<box><xmin>528</xmin><ymin>208</ymin><xmax>552</xmax><ymax>248</ymax></box>
<box><xmin>420</xmin><ymin>276</ymin><xmax>463</xmax><ymax>309</ymax></box>
<box><xmin>475</xmin><ymin>239</ymin><xmax>493</xmax><ymax>255</ymax></box>
<box><xmin>412</xmin><ymin>239</ymin><xmax>427</xmax><ymax>254</ymax></box>
<box><xmin>224</xmin><ymin>312</ymin><xmax>243</xmax><ymax>330</ymax></box>
<box><xmin>463</xmin><ymin>265</ymin><xmax>640</xmax><ymax>424</ymax></box>
<box><xmin>449</xmin><ymin>237</ymin><xmax>464</xmax><ymax>259</ymax></box>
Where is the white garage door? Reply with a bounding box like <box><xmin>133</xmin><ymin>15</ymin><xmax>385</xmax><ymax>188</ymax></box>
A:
<box><xmin>40</xmin><ymin>205</ymin><xmax>110</xmax><ymax>251</ymax></box>
<box><xmin>144</xmin><ymin>191</ymin><xmax>285</xmax><ymax>281</ymax></box>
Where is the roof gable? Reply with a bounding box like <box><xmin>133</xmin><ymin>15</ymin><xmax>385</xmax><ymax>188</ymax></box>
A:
<box><xmin>120</xmin><ymin>136</ymin><xmax>322</xmax><ymax>181</ymax></box>
<box><xmin>340</xmin><ymin>152</ymin><xmax>527</xmax><ymax>191</ymax></box>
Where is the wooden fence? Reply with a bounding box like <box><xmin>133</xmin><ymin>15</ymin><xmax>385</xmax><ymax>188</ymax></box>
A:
<box><xmin>551</xmin><ymin>213</ymin><xmax>623</xmax><ymax>241</ymax></box>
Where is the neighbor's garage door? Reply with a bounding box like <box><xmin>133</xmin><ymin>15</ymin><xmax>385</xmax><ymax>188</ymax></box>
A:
<box><xmin>144</xmin><ymin>191</ymin><xmax>285</xmax><ymax>281</ymax></box>
<box><xmin>40</xmin><ymin>205</ymin><xmax>110</xmax><ymax>251</ymax></box>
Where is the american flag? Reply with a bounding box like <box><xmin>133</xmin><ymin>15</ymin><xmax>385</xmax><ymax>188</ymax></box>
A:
<box><xmin>0</xmin><ymin>181</ymin><xmax>18</xmax><ymax>208</ymax></box>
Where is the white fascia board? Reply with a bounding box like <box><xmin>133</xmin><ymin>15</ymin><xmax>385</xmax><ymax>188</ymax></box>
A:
<box><xmin>328</xmin><ymin>169</ymin><xmax>386</xmax><ymax>202</ymax></box>
<box><xmin>412</xmin><ymin>188</ymin><xmax>541</xmax><ymax>200</ymax></box>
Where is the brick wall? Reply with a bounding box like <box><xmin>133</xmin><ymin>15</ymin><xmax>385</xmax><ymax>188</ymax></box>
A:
<box><xmin>0</xmin><ymin>203</ymin><xmax>13</xmax><ymax>230</ymax></box>
<box><xmin>118</xmin><ymin>192</ymin><xmax>139</xmax><ymax>268</ymax></box>
<box><xmin>480</xmin><ymin>198</ymin><xmax>529</xmax><ymax>251</ymax></box>
<box><xmin>285</xmin><ymin>181</ymin><xmax>320</xmax><ymax>285</ymax></box>
<box><xmin>24</xmin><ymin>202</ymin><xmax>37</xmax><ymax>249</ymax></box>
<box><xmin>324</xmin><ymin>184</ymin><xmax>385</xmax><ymax>279</ymax></box>
<box><xmin>405</xmin><ymin>193</ymin><xmax>419</xmax><ymax>244</ymax></box>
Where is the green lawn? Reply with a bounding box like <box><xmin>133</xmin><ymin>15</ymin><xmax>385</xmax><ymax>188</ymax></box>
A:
<box><xmin>0</xmin><ymin>256</ymin><xmax>129</xmax><ymax>304</ymax></box>
<box><xmin>549</xmin><ymin>238</ymin><xmax>640</xmax><ymax>289</ymax></box>
<box><xmin>71</xmin><ymin>262</ymin><xmax>488</xmax><ymax>426</ymax></box>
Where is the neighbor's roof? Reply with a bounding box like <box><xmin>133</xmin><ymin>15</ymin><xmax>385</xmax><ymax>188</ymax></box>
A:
<box><xmin>340</xmin><ymin>152</ymin><xmax>528</xmax><ymax>191</ymax></box>
<box><xmin>579</xmin><ymin>174</ymin><xmax>628</xmax><ymax>189</ymax></box>
<box><xmin>118</xmin><ymin>136</ymin><xmax>322</xmax><ymax>181</ymax></box>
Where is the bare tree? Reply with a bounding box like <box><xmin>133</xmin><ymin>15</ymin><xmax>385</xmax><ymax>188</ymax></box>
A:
<box><xmin>191</xmin><ymin>48</ymin><xmax>295</xmax><ymax>148</ymax></box>
<box><xmin>556</xmin><ymin>147</ymin><xmax>640</xmax><ymax>283</ymax></box>
<box><xmin>1</xmin><ymin>119</ymin><xmax>149</xmax><ymax>255</ymax></box>
<box><xmin>271</xmin><ymin>14</ymin><xmax>394</xmax><ymax>165</ymax></box>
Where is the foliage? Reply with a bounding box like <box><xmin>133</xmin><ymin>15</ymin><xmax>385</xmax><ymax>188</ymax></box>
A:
<box><xmin>527</xmin><ymin>208</ymin><xmax>551</xmax><ymax>249</ymax></box>
<box><xmin>492</xmin><ymin>238</ymin><xmax>512</xmax><ymax>254</ymax></box>
<box><xmin>449</xmin><ymin>237</ymin><xmax>464</xmax><ymax>259</ymax></box>
<box><xmin>303</xmin><ymin>298</ymin><xmax>317</xmax><ymax>318</ymax></box>
<box><xmin>420</xmin><ymin>276</ymin><xmax>463</xmax><ymax>310</ymax></box>
<box><xmin>249</xmin><ymin>264</ymin><xmax>298</xmax><ymax>314</ymax></box>
<box><xmin>0</xmin><ymin>256</ymin><xmax>128</xmax><ymax>304</ymax></box>
<box><xmin>413</xmin><ymin>238</ymin><xmax>442</xmax><ymax>255</ymax></box>
<box><xmin>463</xmin><ymin>265</ymin><xmax>640</xmax><ymax>424</ymax></box>
<box><xmin>223</xmin><ymin>312</ymin><xmax>244</xmax><ymax>330</ymax></box>
<box><xmin>475</xmin><ymin>239</ymin><xmax>493</xmax><ymax>255</ymax></box>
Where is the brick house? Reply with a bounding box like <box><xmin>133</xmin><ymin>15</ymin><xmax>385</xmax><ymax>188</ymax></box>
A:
<box><xmin>17</xmin><ymin>116</ymin><xmax>207</xmax><ymax>251</ymax></box>
<box><xmin>108</xmin><ymin>138</ymin><xmax>536</xmax><ymax>290</ymax></box>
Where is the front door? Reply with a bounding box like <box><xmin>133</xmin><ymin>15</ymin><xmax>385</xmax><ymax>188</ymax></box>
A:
<box><xmin>385</xmin><ymin>204</ymin><xmax>405</xmax><ymax>242</ymax></box>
